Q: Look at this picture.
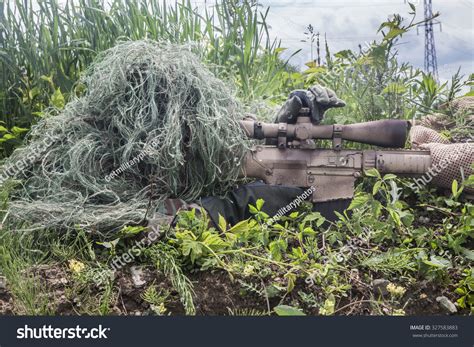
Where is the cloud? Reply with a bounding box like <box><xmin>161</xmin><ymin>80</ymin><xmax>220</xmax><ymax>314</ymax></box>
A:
<box><xmin>259</xmin><ymin>0</ymin><xmax>473</xmax><ymax>81</ymax></box>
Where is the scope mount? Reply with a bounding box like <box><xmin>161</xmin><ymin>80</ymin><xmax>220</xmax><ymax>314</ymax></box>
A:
<box><xmin>277</xmin><ymin>108</ymin><xmax>341</xmax><ymax>150</ymax></box>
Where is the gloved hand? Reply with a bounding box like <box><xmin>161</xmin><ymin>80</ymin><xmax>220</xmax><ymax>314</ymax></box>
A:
<box><xmin>276</xmin><ymin>85</ymin><xmax>345</xmax><ymax>124</ymax></box>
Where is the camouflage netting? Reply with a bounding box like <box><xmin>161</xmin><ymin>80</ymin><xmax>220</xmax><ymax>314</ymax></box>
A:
<box><xmin>442</xmin><ymin>96</ymin><xmax>474</xmax><ymax>115</ymax></box>
<box><xmin>0</xmin><ymin>41</ymin><xmax>249</xmax><ymax>237</ymax></box>
<box><xmin>412</xmin><ymin>96</ymin><xmax>474</xmax><ymax>193</ymax></box>
<box><xmin>420</xmin><ymin>96</ymin><xmax>474</xmax><ymax>142</ymax></box>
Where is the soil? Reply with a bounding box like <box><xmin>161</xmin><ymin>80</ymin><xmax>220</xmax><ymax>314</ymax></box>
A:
<box><xmin>0</xmin><ymin>264</ymin><xmax>467</xmax><ymax>316</ymax></box>
<box><xmin>0</xmin><ymin>288</ymin><xmax>13</xmax><ymax>315</ymax></box>
<box><xmin>0</xmin><ymin>265</ymin><xmax>265</xmax><ymax>316</ymax></box>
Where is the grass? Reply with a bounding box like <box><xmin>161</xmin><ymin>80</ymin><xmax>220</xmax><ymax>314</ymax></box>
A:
<box><xmin>0</xmin><ymin>172</ymin><xmax>472</xmax><ymax>315</ymax></box>
<box><xmin>0</xmin><ymin>0</ymin><xmax>473</xmax><ymax>316</ymax></box>
<box><xmin>0</xmin><ymin>237</ymin><xmax>49</xmax><ymax>314</ymax></box>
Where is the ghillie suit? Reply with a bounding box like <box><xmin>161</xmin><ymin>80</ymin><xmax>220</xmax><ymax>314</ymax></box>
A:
<box><xmin>0</xmin><ymin>41</ymin><xmax>249</xmax><ymax>237</ymax></box>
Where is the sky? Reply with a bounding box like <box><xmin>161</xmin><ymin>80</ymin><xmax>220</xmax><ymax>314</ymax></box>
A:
<box><xmin>36</xmin><ymin>0</ymin><xmax>474</xmax><ymax>82</ymax></box>
<box><xmin>198</xmin><ymin>0</ymin><xmax>474</xmax><ymax>82</ymax></box>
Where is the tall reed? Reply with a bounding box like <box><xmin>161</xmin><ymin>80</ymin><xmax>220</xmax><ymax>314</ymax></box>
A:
<box><xmin>0</xmin><ymin>0</ymin><xmax>290</xmax><ymax>156</ymax></box>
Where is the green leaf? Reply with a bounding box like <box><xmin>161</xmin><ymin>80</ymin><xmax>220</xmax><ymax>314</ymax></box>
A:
<box><xmin>269</xmin><ymin>240</ymin><xmax>284</xmax><ymax>261</ymax></box>
<box><xmin>51</xmin><ymin>88</ymin><xmax>65</xmax><ymax>109</ymax></box>
<box><xmin>399</xmin><ymin>210</ymin><xmax>414</xmax><ymax>227</ymax></box>
<box><xmin>119</xmin><ymin>225</ymin><xmax>146</xmax><ymax>238</ymax></box>
<box><xmin>28</xmin><ymin>87</ymin><xmax>41</xmax><ymax>100</ymax></box>
<box><xmin>452</xmin><ymin>180</ymin><xmax>458</xmax><ymax>196</ymax></box>
<box><xmin>304</xmin><ymin>67</ymin><xmax>326</xmax><ymax>74</ymax></box>
<box><xmin>274</xmin><ymin>305</ymin><xmax>306</xmax><ymax>316</ymax></box>
<box><xmin>384</xmin><ymin>27</ymin><xmax>407</xmax><ymax>40</ymax></box>
<box><xmin>383</xmin><ymin>174</ymin><xmax>397</xmax><ymax>181</ymax></box>
<box><xmin>456</xmin><ymin>296</ymin><xmax>466</xmax><ymax>309</ymax></box>
<box><xmin>302</xmin><ymin>212</ymin><xmax>325</xmax><ymax>227</ymax></box>
<box><xmin>348</xmin><ymin>194</ymin><xmax>370</xmax><ymax>210</ymax></box>
<box><xmin>423</xmin><ymin>255</ymin><xmax>451</xmax><ymax>268</ymax></box>
<box><xmin>228</xmin><ymin>219</ymin><xmax>249</xmax><ymax>234</ymax></box>
<box><xmin>256</xmin><ymin>198</ymin><xmax>264</xmax><ymax>211</ymax></box>
<box><xmin>40</xmin><ymin>74</ymin><xmax>54</xmax><ymax>86</ymax></box>
<box><xmin>218</xmin><ymin>213</ymin><xmax>227</xmax><ymax>232</ymax></box>
<box><xmin>372</xmin><ymin>181</ymin><xmax>382</xmax><ymax>195</ymax></box>
<box><xmin>451</xmin><ymin>180</ymin><xmax>463</xmax><ymax>198</ymax></box>
<box><xmin>248</xmin><ymin>204</ymin><xmax>258</xmax><ymax>214</ymax></box>
<box><xmin>2</xmin><ymin>133</ymin><xmax>16</xmax><ymax>140</ymax></box>
<box><xmin>96</xmin><ymin>238</ymin><xmax>120</xmax><ymax>249</ymax></box>
<box><xmin>383</xmin><ymin>82</ymin><xmax>407</xmax><ymax>95</ymax></box>
<box><xmin>201</xmin><ymin>231</ymin><xmax>227</xmax><ymax>249</ymax></box>
<box><xmin>389</xmin><ymin>209</ymin><xmax>402</xmax><ymax>227</ymax></box>
<box><xmin>319</xmin><ymin>294</ymin><xmax>336</xmax><ymax>315</ymax></box>
<box><xmin>266</xmin><ymin>284</ymin><xmax>284</xmax><ymax>298</ymax></box>
<box><xmin>289</xmin><ymin>212</ymin><xmax>299</xmax><ymax>219</ymax></box>
<box><xmin>284</xmin><ymin>272</ymin><xmax>296</xmax><ymax>293</ymax></box>
<box><xmin>302</xmin><ymin>227</ymin><xmax>316</xmax><ymax>237</ymax></box>
<box><xmin>11</xmin><ymin>126</ymin><xmax>29</xmax><ymax>136</ymax></box>
<box><xmin>334</xmin><ymin>49</ymin><xmax>353</xmax><ymax>60</ymax></box>
<box><xmin>305</xmin><ymin>61</ymin><xmax>318</xmax><ymax>68</ymax></box>
<box><xmin>460</xmin><ymin>247</ymin><xmax>474</xmax><ymax>261</ymax></box>
<box><xmin>365</xmin><ymin>168</ymin><xmax>381</xmax><ymax>178</ymax></box>
<box><xmin>182</xmin><ymin>239</ymin><xmax>203</xmax><ymax>264</ymax></box>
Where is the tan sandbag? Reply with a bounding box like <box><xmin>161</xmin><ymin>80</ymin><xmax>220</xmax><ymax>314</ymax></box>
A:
<box><xmin>418</xmin><ymin>142</ymin><xmax>473</xmax><ymax>193</ymax></box>
<box><xmin>440</xmin><ymin>96</ymin><xmax>474</xmax><ymax>115</ymax></box>
<box><xmin>410</xmin><ymin>125</ymin><xmax>450</xmax><ymax>146</ymax></box>
<box><xmin>410</xmin><ymin>125</ymin><xmax>473</xmax><ymax>193</ymax></box>
<box><xmin>418</xmin><ymin>113</ymin><xmax>455</xmax><ymax>131</ymax></box>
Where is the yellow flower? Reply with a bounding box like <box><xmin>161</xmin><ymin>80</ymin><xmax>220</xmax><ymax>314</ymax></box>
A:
<box><xmin>68</xmin><ymin>259</ymin><xmax>86</xmax><ymax>274</ymax></box>
<box><xmin>243</xmin><ymin>264</ymin><xmax>255</xmax><ymax>277</ymax></box>
<box><xmin>387</xmin><ymin>283</ymin><xmax>406</xmax><ymax>297</ymax></box>
<box><xmin>151</xmin><ymin>303</ymin><xmax>167</xmax><ymax>315</ymax></box>
<box><xmin>158</xmin><ymin>303</ymin><xmax>167</xmax><ymax>315</ymax></box>
<box><xmin>392</xmin><ymin>308</ymin><xmax>405</xmax><ymax>316</ymax></box>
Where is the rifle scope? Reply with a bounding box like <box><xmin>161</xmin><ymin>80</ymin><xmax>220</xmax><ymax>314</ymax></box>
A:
<box><xmin>239</xmin><ymin>118</ymin><xmax>410</xmax><ymax>148</ymax></box>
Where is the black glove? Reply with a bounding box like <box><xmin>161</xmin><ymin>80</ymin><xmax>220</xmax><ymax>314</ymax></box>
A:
<box><xmin>276</xmin><ymin>85</ymin><xmax>346</xmax><ymax>124</ymax></box>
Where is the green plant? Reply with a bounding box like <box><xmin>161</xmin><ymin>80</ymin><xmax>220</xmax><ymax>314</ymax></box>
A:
<box><xmin>145</xmin><ymin>243</ymin><xmax>196</xmax><ymax>315</ymax></box>
<box><xmin>454</xmin><ymin>268</ymin><xmax>474</xmax><ymax>314</ymax></box>
<box><xmin>273</xmin><ymin>304</ymin><xmax>306</xmax><ymax>316</ymax></box>
<box><xmin>0</xmin><ymin>230</ymin><xmax>53</xmax><ymax>314</ymax></box>
<box><xmin>141</xmin><ymin>285</ymin><xmax>170</xmax><ymax>316</ymax></box>
<box><xmin>340</xmin><ymin>169</ymin><xmax>415</xmax><ymax>243</ymax></box>
<box><xmin>172</xmin><ymin>209</ymin><xmax>229</xmax><ymax>269</ymax></box>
